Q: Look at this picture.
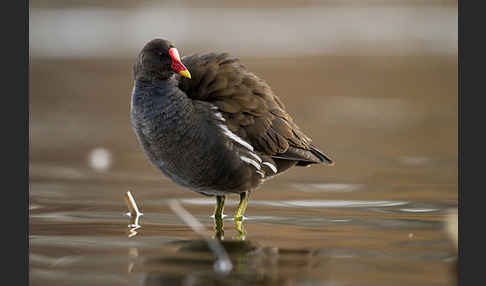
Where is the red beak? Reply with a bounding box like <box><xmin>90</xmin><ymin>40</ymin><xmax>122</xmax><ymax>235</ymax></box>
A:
<box><xmin>168</xmin><ymin>48</ymin><xmax>191</xmax><ymax>79</ymax></box>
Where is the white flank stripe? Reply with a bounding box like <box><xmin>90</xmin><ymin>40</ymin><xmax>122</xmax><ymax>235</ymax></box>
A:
<box><xmin>214</xmin><ymin>112</ymin><xmax>226</xmax><ymax>122</ymax></box>
<box><xmin>262</xmin><ymin>162</ymin><xmax>278</xmax><ymax>173</ymax></box>
<box><xmin>219</xmin><ymin>124</ymin><xmax>254</xmax><ymax>151</ymax></box>
<box><xmin>256</xmin><ymin>171</ymin><xmax>265</xmax><ymax>178</ymax></box>
<box><xmin>240</xmin><ymin>156</ymin><xmax>261</xmax><ymax>170</ymax></box>
<box><xmin>208</xmin><ymin>104</ymin><xmax>219</xmax><ymax>110</ymax></box>
<box><xmin>249</xmin><ymin>152</ymin><xmax>262</xmax><ymax>163</ymax></box>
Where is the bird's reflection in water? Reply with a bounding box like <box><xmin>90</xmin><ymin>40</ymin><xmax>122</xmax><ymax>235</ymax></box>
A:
<box><xmin>213</xmin><ymin>216</ymin><xmax>225</xmax><ymax>240</ymax></box>
<box><xmin>212</xmin><ymin>216</ymin><xmax>246</xmax><ymax>241</ymax></box>
<box><xmin>139</xmin><ymin>239</ymin><xmax>324</xmax><ymax>286</ymax></box>
<box><xmin>126</xmin><ymin>203</ymin><xmax>325</xmax><ymax>285</ymax></box>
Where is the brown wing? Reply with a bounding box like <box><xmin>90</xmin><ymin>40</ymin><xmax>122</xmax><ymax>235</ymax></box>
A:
<box><xmin>179</xmin><ymin>53</ymin><xmax>333</xmax><ymax>166</ymax></box>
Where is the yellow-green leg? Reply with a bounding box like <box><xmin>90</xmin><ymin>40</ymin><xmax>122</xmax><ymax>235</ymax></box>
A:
<box><xmin>213</xmin><ymin>215</ymin><xmax>224</xmax><ymax>240</ymax></box>
<box><xmin>235</xmin><ymin>191</ymin><xmax>249</xmax><ymax>220</ymax></box>
<box><xmin>213</xmin><ymin>196</ymin><xmax>225</xmax><ymax>240</ymax></box>
<box><xmin>234</xmin><ymin>192</ymin><xmax>249</xmax><ymax>240</ymax></box>
<box><xmin>213</xmin><ymin>195</ymin><xmax>225</xmax><ymax>218</ymax></box>
<box><xmin>234</xmin><ymin>218</ymin><xmax>246</xmax><ymax>240</ymax></box>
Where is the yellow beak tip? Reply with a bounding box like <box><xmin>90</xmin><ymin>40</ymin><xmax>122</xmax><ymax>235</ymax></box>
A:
<box><xmin>178</xmin><ymin>70</ymin><xmax>191</xmax><ymax>79</ymax></box>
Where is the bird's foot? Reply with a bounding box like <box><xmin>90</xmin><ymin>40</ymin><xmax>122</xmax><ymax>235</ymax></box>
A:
<box><xmin>234</xmin><ymin>217</ymin><xmax>247</xmax><ymax>241</ymax></box>
<box><xmin>213</xmin><ymin>214</ymin><xmax>225</xmax><ymax>240</ymax></box>
<box><xmin>233</xmin><ymin>191</ymin><xmax>250</xmax><ymax>240</ymax></box>
<box><xmin>212</xmin><ymin>195</ymin><xmax>226</xmax><ymax>240</ymax></box>
<box><xmin>234</xmin><ymin>192</ymin><xmax>249</xmax><ymax>220</ymax></box>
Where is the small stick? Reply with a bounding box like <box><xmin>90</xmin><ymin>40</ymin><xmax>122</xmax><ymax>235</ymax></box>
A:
<box><xmin>127</xmin><ymin>247</ymin><xmax>138</xmax><ymax>273</ymax></box>
<box><xmin>124</xmin><ymin>191</ymin><xmax>143</xmax><ymax>217</ymax></box>
<box><xmin>168</xmin><ymin>199</ymin><xmax>233</xmax><ymax>274</ymax></box>
<box><xmin>124</xmin><ymin>191</ymin><xmax>143</xmax><ymax>237</ymax></box>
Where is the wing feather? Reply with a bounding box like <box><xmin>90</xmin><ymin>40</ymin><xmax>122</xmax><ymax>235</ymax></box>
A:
<box><xmin>179</xmin><ymin>53</ymin><xmax>334</xmax><ymax>167</ymax></box>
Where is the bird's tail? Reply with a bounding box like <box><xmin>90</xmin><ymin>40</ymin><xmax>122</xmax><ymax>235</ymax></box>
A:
<box><xmin>309</xmin><ymin>145</ymin><xmax>334</xmax><ymax>166</ymax></box>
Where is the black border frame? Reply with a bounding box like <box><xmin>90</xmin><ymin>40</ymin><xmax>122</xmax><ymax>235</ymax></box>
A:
<box><xmin>6</xmin><ymin>0</ymin><xmax>28</xmax><ymax>285</ymax></box>
<box><xmin>459</xmin><ymin>0</ymin><xmax>482</xmax><ymax>285</ymax></box>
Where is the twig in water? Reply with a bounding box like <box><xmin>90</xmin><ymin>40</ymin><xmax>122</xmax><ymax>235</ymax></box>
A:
<box><xmin>168</xmin><ymin>199</ymin><xmax>233</xmax><ymax>274</ymax></box>
<box><xmin>124</xmin><ymin>191</ymin><xmax>143</xmax><ymax>238</ymax></box>
<box><xmin>124</xmin><ymin>191</ymin><xmax>143</xmax><ymax>217</ymax></box>
<box><xmin>127</xmin><ymin>247</ymin><xmax>139</xmax><ymax>273</ymax></box>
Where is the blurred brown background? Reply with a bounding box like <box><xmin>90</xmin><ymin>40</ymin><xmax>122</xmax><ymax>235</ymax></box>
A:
<box><xmin>30</xmin><ymin>0</ymin><xmax>457</xmax><ymax>186</ymax></box>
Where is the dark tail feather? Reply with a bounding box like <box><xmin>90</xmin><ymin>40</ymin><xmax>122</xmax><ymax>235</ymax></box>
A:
<box><xmin>273</xmin><ymin>145</ymin><xmax>334</xmax><ymax>167</ymax></box>
<box><xmin>309</xmin><ymin>145</ymin><xmax>334</xmax><ymax>166</ymax></box>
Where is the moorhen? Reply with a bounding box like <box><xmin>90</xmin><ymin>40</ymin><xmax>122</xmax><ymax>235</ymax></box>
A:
<box><xmin>130</xmin><ymin>39</ymin><xmax>334</xmax><ymax>222</ymax></box>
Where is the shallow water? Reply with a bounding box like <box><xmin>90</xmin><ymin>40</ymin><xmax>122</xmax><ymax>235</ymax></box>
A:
<box><xmin>30</xmin><ymin>53</ymin><xmax>457</xmax><ymax>286</ymax></box>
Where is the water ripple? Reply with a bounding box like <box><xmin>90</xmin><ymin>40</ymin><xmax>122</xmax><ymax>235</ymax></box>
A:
<box><xmin>179</xmin><ymin>198</ymin><xmax>407</xmax><ymax>208</ymax></box>
<box><xmin>399</xmin><ymin>208</ymin><xmax>440</xmax><ymax>213</ymax></box>
<box><xmin>293</xmin><ymin>183</ymin><xmax>362</xmax><ymax>193</ymax></box>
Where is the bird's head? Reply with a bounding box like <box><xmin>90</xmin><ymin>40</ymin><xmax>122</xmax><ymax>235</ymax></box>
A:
<box><xmin>133</xmin><ymin>38</ymin><xmax>191</xmax><ymax>81</ymax></box>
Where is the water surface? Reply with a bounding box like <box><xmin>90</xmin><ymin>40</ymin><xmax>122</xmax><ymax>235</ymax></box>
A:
<box><xmin>30</xmin><ymin>52</ymin><xmax>457</xmax><ymax>285</ymax></box>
